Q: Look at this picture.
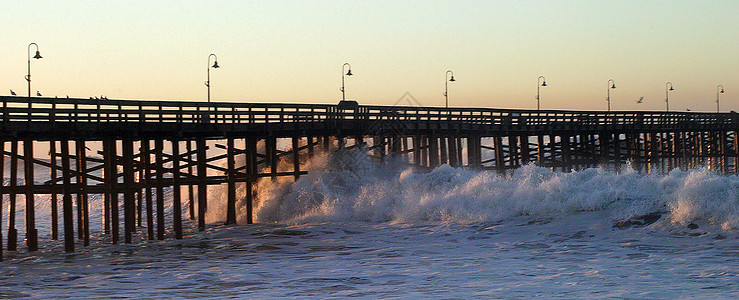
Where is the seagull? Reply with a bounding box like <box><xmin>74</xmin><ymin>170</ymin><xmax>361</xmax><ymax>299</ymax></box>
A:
<box><xmin>636</xmin><ymin>96</ymin><xmax>644</xmax><ymax>104</ymax></box>
<box><xmin>36</xmin><ymin>91</ymin><xmax>42</xmax><ymax>97</ymax></box>
<box><xmin>10</xmin><ymin>89</ymin><xmax>16</xmax><ymax>96</ymax></box>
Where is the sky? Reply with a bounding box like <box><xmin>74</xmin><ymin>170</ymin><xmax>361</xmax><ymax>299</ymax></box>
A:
<box><xmin>2</xmin><ymin>0</ymin><xmax>737</xmax><ymax>112</ymax></box>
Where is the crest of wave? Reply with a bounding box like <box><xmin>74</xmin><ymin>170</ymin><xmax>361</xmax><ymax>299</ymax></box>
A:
<box><xmin>235</xmin><ymin>146</ymin><xmax>738</xmax><ymax>230</ymax></box>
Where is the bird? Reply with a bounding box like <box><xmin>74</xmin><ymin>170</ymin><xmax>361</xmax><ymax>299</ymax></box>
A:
<box><xmin>36</xmin><ymin>91</ymin><xmax>42</xmax><ymax>97</ymax></box>
<box><xmin>636</xmin><ymin>96</ymin><xmax>644</xmax><ymax>104</ymax></box>
<box><xmin>686</xmin><ymin>108</ymin><xmax>691</xmax><ymax>111</ymax></box>
<box><xmin>10</xmin><ymin>89</ymin><xmax>16</xmax><ymax>96</ymax></box>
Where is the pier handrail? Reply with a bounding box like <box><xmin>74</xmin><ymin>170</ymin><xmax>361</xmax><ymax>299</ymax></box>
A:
<box><xmin>1</xmin><ymin>96</ymin><xmax>737</xmax><ymax>129</ymax></box>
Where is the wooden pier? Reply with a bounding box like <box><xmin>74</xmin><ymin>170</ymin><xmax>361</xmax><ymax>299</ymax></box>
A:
<box><xmin>1</xmin><ymin>95</ymin><xmax>738</xmax><ymax>259</ymax></box>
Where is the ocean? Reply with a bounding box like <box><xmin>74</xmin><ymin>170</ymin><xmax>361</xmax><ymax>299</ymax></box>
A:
<box><xmin>0</xmin><ymin>151</ymin><xmax>737</xmax><ymax>298</ymax></box>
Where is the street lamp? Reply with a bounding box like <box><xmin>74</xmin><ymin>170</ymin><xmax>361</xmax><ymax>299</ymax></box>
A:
<box><xmin>205</xmin><ymin>53</ymin><xmax>219</xmax><ymax>103</ymax></box>
<box><xmin>537</xmin><ymin>75</ymin><xmax>547</xmax><ymax>110</ymax></box>
<box><xmin>607</xmin><ymin>79</ymin><xmax>616</xmax><ymax>111</ymax></box>
<box><xmin>444</xmin><ymin>70</ymin><xmax>455</xmax><ymax>108</ymax></box>
<box><xmin>26</xmin><ymin>43</ymin><xmax>43</xmax><ymax>98</ymax></box>
<box><xmin>665</xmin><ymin>82</ymin><xmax>674</xmax><ymax>112</ymax></box>
<box><xmin>341</xmin><ymin>63</ymin><xmax>352</xmax><ymax>101</ymax></box>
<box><xmin>717</xmin><ymin>84</ymin><xmax>725</xmax><ymax>113</ymax></box>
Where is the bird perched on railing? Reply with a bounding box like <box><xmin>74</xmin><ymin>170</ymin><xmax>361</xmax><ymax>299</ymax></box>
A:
<box><xmin>36</xmin><ymin>91</ymin><xmax>42</xmax><ymax>97</ymax></box>
<box><xmin>10</xmin><ymin>89</ymin><xmax>16</xmax><ymax>96</ymax></box>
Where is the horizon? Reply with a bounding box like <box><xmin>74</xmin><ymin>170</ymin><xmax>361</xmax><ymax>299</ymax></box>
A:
<box><xmin>2</xmin><ymin>0</ymin><xmax>737</xmax><ymax>112</ymax></box>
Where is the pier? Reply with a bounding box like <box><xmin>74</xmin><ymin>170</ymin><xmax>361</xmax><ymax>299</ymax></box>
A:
<box><xmin>1</xmin><ymin>95</ymin><xmax>738</xmax><ymax>259</ymax></box>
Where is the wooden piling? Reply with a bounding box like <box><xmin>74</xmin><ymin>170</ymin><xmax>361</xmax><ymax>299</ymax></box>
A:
<box><xmin>61</xmin><ymin>140</ymin><xmax>74</xmax><ymax>252</ymax></box>
<box><xmin>8</xmin><ymin>140</ymin><xmax>18</xmax><ymax>251</ymax></box>
<box><xmin>171</xmin><ymin>139</ymin><xmax>183</xmax><ymax>239</ymax></box>
<box><xmin>520</xmin><ymin>136</ymin><xmax>530</xmax><ymax>166</ymax></box>
<box><xmin>412</xmin><ymin>136</ymin><xmax>421</xmax><ymax>167</ymax></box>
<box><xmin>187</xmin><ymin>140</ymin><xmax>195</xmax><ymax>220</ymax></box>
<box><xmin>50</xmin><ymin>141</ymin><xmax>59</xmax><ymax>240</ymax></box>
<box><xmin>142</xmin><ymin>140</ymin><xmax>154</xmax><ymax>240</ymax></box>
<box><xmin>103</xmin><ymin>139</ymin><xmax>119</xmax><ymax>244</ymax></box>
<box><xmin>245</xmin><ymin>137</ymin><xmax>257</xmax><ymax>224</ymax></box>
<box><xmin>293</xmin><ymin>136</ymin><xmax>301</xmax><ymax>180</ymax></box>
<box><xmin>0</xmin><ymin>140</ymin><xmax>3</xmax><ymax>260</ymax></box>
<box><xmin>24</xmin><ymin>139</ymin><xmax>38</xmax><ymax>251</ymax></box>
<box><xmin>122</xmin><ymin>139</ymin><xmax>136</xmax><ymax>243</ymax></box>
<box><xmin>155</xmin><ymin>139</ymin><xmax>165</xmax><ymax>240</ymax></box>
<box><xmin>226</xmin><ymin>138</ymin><xmax>237</xmax><ymax>225</ymax></box>
<box><xmin>429</xmin><ymin>137</ymin><xmax>440</xmax><ymax>168</ymax></box>
<box><xmin>76</xmin><ymin>140</ymin><xmax>90</xmax><ymax>246</ymax></box>
<box><xmin>197</xmin><ymin>138</ymin><xmax>207</xmax><ymax>231</ymax></box>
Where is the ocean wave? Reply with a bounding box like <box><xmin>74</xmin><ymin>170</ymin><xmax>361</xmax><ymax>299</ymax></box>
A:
<box><xmin>239</xmin><ymin>148</ymin><xmax>738</xmax><ymax>230</ymax></box>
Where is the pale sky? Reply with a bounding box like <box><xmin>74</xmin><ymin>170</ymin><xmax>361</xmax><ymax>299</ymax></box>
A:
<box><xmin>2</xmin><ymin>0</ymin><xmax>737</xmax><ymax>112</ymax></box>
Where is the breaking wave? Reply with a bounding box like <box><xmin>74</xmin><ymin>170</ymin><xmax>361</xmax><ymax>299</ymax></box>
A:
<box><xmin>225</xmin><ymin>147</ymin><xmax>739</xmax><ymax>230</ymax></box>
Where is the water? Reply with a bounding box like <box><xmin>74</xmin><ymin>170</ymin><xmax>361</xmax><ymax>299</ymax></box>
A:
<box><xmin>0</xmin><ymin>151</ymin><xmax>737</xmax><ymax>298</ymax></box>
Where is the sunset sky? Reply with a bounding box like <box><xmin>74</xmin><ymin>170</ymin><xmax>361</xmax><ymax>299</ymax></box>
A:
<box><xmin>2</xmin><ymin>0</ymin><xmax>737</xmax><ymax>112</ymax></box>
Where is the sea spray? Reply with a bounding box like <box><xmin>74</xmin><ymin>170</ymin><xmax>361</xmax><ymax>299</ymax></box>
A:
<box><xmin>224</xmin><ymin>145</ymin><xmax>739</xmax><ymax>230</ymax></box>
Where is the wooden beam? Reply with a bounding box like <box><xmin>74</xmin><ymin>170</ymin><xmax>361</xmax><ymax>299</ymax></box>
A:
<box><xmin>171</xmin><ymin>139</ymin><xmax>183</xmax><ymax>239</ymax></box>
<box><xmin>61</xmin><ymin>140</ymin><xmax>75</xmax><ymax>252</ymax></box>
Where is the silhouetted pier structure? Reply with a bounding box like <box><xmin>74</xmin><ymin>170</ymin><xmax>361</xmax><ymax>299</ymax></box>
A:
<box><xmin>1</xmin><ymin>95</ymin><xmax>738</xmax><ymax>259</ymax></box>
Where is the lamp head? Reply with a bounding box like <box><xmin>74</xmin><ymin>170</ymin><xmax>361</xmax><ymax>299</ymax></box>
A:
<box><xmin>611</xmin><ymin>83</ymin><xmax>616</xmax><ymax>89</ymax></box>
<box><xmin>211</xmin><ymin>61</ymin><xmax>220</xmax><ymax>68</ymax></box>
<box><xmin>33</xmin><ymin>50</ymin><xmax>42</xmax><ymax>59</ymax></box>
<box><xmin>669</xmin><ymin>86</ymin><xmax>674</xmax><ymax>91</ymax></box>
<box><xmin>449</xmin><ymin>75</ymin><xmax>455</xmax><ymax>82</ymax></box>
<box><xmin>541</xmin><ymin>81</ymin><xmax>547</xmax><ymax>87</ymax></box>
<box><xmin>346</xmin><ymin>69</ymin><xmax>352</xmax><ymax>76</ymax></box>
<box><xmin>720</xmin><ymin>88</ymin><xmax>725</xmax><ymax>94</ymax></box>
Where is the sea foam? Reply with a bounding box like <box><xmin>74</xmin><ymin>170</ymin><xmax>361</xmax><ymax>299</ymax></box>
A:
<box><xmin>213</xmin><ymin>147</ymin><xmax>739</xmax><ymax>230</ymax></box>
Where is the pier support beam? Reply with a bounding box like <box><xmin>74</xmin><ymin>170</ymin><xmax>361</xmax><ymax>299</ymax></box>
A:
<box><xmin>103</xmin><ymin>139</ymin><xmax>119</xmax><ymax>244</ymax></box>
<box><xmin>61</xmin><ymin>140</ymin><xmax>74</xmax><ymax>252</ymax></box>
<box><xmin>155</xmin><ymin>139</ymin><xmax>165</xmax><ymax>240</ymax></box>
<box><xmin>123</xmin><ymin>139</ymin><xmax>136</xmax><ymax>243</ymax></box>
<box><xmin>0</xmin><ymin>140</ymin><xmax>3</xmax><ymax>260</ymax></box>
<box><xmin>8</xmin><ymin>140</ymin><xmax>18</xmax><ymax>251</ymax></box>
<box><xmin>197</xmin><ymin>138</ymin><xmax>207</xmax><ymax>231</ymax></box>
<box><xmin>50</xmin><ymin>141</ymin><xmax>59</xmax><ymax>240</ymax></box>
<box><xmin>24</xmin><ymin>139</ymin><xmax>38</xmax><ymax>251</ymax></box>
<box><xmin>142</xmin><ymin>140</ymin><xmax>154</xmax><ymax>240</ymax></box>
<box><xmin>226</xmin><ymin>138</ymin><xmax>237</xmax><ymax>225</ymax></box>
<box><xmin>171</xmin><ymin>139</ymin><xmax>183</xmax><ymax>239</ymax></box>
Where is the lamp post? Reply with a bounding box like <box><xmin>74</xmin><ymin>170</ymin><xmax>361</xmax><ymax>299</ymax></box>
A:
<box><xmin>717</xmin><ymin>84</ymin><xmax>725</xmax><ymax>113</ymax></box>
<box><xmin>444</xmin><ymin>70</ymin><xmax>455</xmax><ymax>108</ymax></box>
<box><xmin>26</xmin><ymin>43</ymin><xmax>43</xmax><ymax>98</ymax></box>
<box><xmin>205</xmin><ymin>53</ymin><xmax>219</xmax><ymax>103</ymax></box>
<box><xmin>665</xmin><ymin>82</ymin><xmax>674</xmax><ymax>112</ymax></box>
<box><xmin>607</xmin><ymin>79</ymin><xmax>616</xmax><ymax>111</ymax></box>
<box><xmin>341</xmin><ymin>63</ymin><xmax>352</xmax><ymax>101</ymax></box>
<box><xmin>537</xmin><ymin>75</ymin><xmax>547</xmax><ymax>110</ymax></box>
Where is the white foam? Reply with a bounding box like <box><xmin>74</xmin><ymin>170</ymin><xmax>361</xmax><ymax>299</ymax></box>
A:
<box><xmin>236</xmin><ymin>147</ymin><xmax>738</xmax><ymax>230</ymax></box>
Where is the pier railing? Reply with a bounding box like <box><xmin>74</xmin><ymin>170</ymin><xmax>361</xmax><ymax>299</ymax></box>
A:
<box><xmin>1</xmin><ymin>96</ymin><xmax>737</xmax><ymax>133</ymax></box>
